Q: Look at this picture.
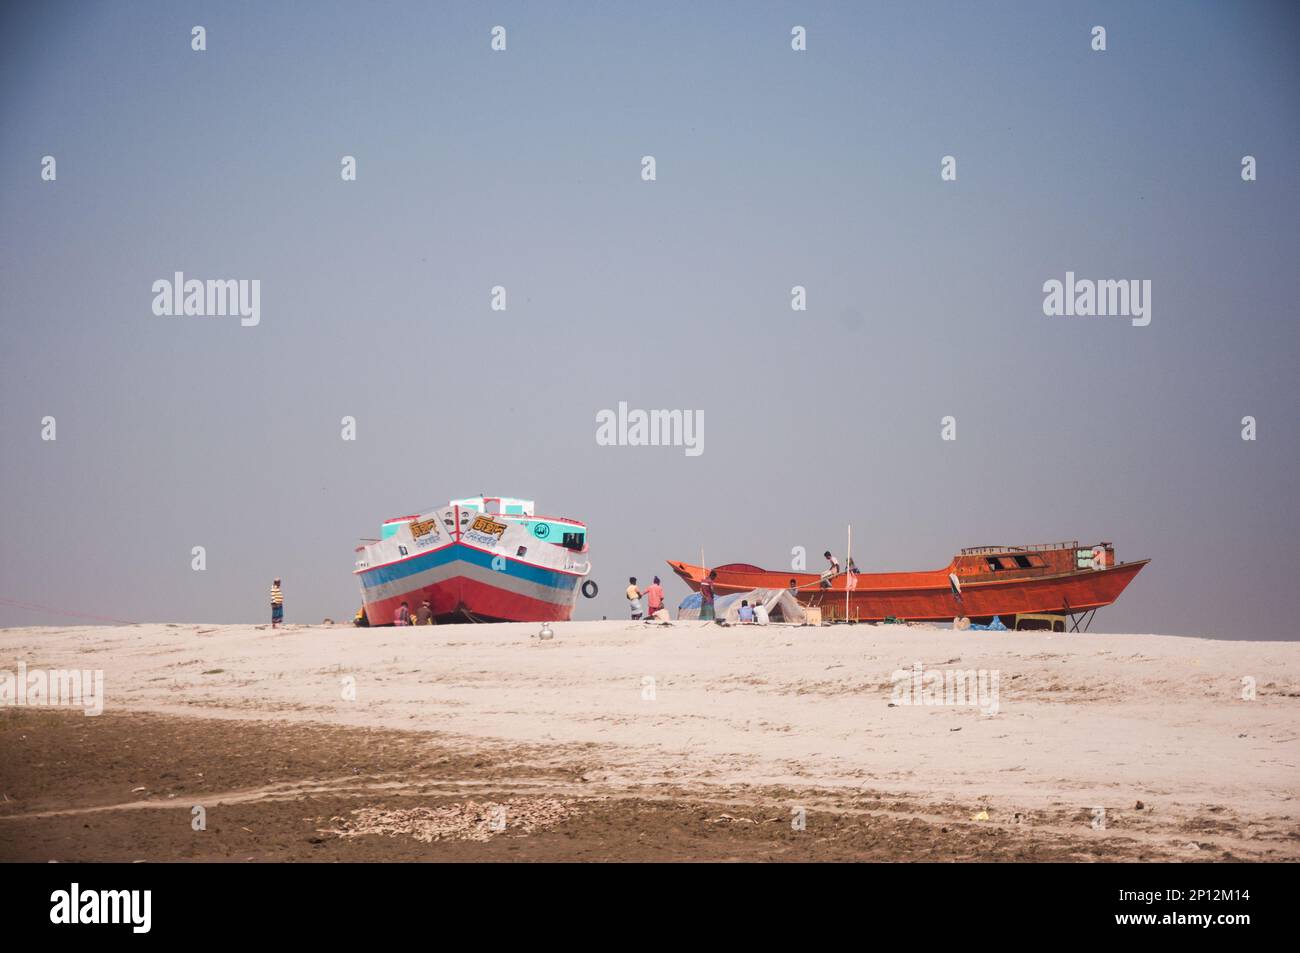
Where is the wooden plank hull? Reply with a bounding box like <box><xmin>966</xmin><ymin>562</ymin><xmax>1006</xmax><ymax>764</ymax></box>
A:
<box><xmin>666</xmin><ymin>557</ymin><xmax>1149</xmax><ymax>623</ymax></box>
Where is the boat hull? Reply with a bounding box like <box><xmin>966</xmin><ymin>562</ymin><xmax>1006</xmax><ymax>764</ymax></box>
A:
<box><xmin>356</xmin><ymin>503</ymin><xmax>590</xmax><ymax>624</ymax></box>
<box><xmin>359</xmin><ymin>540</ymin><xmax>583</xmax><ymax>624</ymax></box>
<box><xmin>667</xmin><ymin>557</ymin><xmax>1149</xmax><ymax>623</ymax></box>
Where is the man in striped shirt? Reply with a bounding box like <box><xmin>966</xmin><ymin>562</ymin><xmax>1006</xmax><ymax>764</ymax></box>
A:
<box><xmin>271</xmin><ymin>579</ymin><xmax>284</xmax><ymax>628</ymax></box>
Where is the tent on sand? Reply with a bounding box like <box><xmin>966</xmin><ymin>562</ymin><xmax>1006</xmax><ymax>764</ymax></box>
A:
<box><xmin>676</xmin><ymin>587</ymin><xmax>808</xmax><ymax>624</ymax></box>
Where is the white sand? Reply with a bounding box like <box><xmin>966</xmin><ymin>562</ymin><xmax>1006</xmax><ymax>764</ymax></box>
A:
<box><xmin>3</xmin><ymin>620</ymin><xmax>1297</xmax><ymax>856</ymax></box>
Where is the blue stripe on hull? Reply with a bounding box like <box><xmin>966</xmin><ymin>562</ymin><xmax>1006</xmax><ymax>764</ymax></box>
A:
<box><xmin>358</xmin><ymin>542</ymin><xmax>577</xmax><ymax>606</ymax></box>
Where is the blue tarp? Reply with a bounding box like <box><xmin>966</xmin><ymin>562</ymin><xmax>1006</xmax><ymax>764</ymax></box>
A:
<box><xmin>678</xmin><ymin>590</ymin><xmax>750</xmax><ymax>619</ymax></box>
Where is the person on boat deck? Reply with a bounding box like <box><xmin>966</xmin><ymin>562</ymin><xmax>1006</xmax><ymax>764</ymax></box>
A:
<box><xmin>415</xmin><ymin>600</ymin><xmax>433</xmax><ymax>626</ymax></box>
<box><xmin>789</xmin><ymin>578</ymin><xmax>799</xmax><ymax>596</ymax></box>
<box><xmin>394</xmin><ymin>601</ymin><xmax>411</xmax><ymax>626</ymax></box>
<box><xmin>738</xmin><ymin>600</ymin><xmax>755</xmax><ymax>623</ymax></box>
<box><xmin>820</xmin><ymin>552</ymin><xmax>840</xmax><ymax>588</ymax></box>
<box><xmin>626</xmin><ymin>577</ymin><xmax>644</xmax><ymax>620</ymax></box>
<box><xmin>270</xmin><ymin>578</ymin><xmax>284</xmax><ymax>628</ymax></box>
<box><xmin>699</xmin><ymin>571</ymin><xmax>718</xmax><ymax>621</ymax></box>
<box><xmin>645</xmin><ymin>576</ymin><xmax>665</xmax><ymax>618</ymax></box>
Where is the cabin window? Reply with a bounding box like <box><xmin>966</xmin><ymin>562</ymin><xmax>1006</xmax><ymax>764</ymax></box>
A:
<box><xmin>986</xmin><ymin>553</ymin><xmax>1046</xmax><ymax>571</ymax></box>
<box><xmin>516</xmin><ymin>546</ymin><xmax>527</xmax><ymax>558</ymax></box>
<box><xmin>562</xmin><ymin>531</ymin><xmax>585</xmax><ymax>551</ymax></box>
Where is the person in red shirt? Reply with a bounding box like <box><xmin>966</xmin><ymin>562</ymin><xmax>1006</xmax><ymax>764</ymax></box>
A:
<box><xmin>699</xmin><ymin>571</ymin><xmax>717</xmax><ymax>621</ymax></box>
<box><xmin>645</xmin><ymin>576</ymin><xmax>665</xmax><ymax>618</ymax></box>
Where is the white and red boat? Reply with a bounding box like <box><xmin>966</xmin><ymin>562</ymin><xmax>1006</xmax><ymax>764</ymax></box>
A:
<box><xmin>354</xmin><ymin>496</ymin><xmax>593</xmax><ymax>624</ymax></box>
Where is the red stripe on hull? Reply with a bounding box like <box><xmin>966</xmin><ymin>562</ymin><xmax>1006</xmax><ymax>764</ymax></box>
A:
<box><xmin>366</xmin><ymin>575</ymin><xmax>575</xmax><ymax>625</ymax></box>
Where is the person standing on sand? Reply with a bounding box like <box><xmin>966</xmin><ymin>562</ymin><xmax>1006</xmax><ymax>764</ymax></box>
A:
<box><xmin>699</xmin><ymin>570</ymin><xmax>717</xmax><ymax>621</ymax></box>
<box><xmin>394</xmin><ymin>601</ymin><xmax>411</xmax><ymax>626</ymax></box>
<box><xmin>270</xmin><ymin>578</ymin><xmax>284</xmax><ymax>628</ymax></box>
<box><xmin>416</xmin><ymin>600</ymin><xmax>433</xmax><ymax>626</ymax></box>
<box><xmin>645</xmin><ymin>576</ymin><xmax>665</xmax><ymax>619</ymax></box>
<box><xmin>626</xmin><ymin>577</ymin><xmax>644</xmax><ymax>620</ymax></box>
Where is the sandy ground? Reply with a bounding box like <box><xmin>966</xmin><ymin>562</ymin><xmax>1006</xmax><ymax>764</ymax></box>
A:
<box><xmin>1</xmin><ymin>620</ymin><xmax>1297</xmax><ymax>861</ymax></box>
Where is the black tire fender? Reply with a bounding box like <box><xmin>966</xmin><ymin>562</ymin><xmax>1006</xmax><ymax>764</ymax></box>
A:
<box><xmin>581</xmin><ymin>580</ymin><xmax>598</xmax><ymax>599</ymax></box>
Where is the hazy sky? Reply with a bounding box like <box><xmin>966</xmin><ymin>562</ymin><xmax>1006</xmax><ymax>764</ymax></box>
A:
<box><xmin>2</xmin><ymin>1</ymin><xmax>1297</xmax><ymax>637</ymax></box>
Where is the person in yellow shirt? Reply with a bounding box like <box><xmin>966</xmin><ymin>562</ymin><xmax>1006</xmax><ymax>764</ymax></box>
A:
<box><xmin>270</xmin><ymin>579</ymin><xmax>284</xmax><ymax>628</ymax></box>
<box><xmin>626</xmin><ymin>577</ymin><xmax>644</xmax><ymax>620</ymax></box>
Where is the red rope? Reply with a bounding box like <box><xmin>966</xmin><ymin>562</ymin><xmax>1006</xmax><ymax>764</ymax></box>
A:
<box><xmin>0</xmin><ymin>596</ymin><xmax>135</xmax><ymax>626</ymax></box>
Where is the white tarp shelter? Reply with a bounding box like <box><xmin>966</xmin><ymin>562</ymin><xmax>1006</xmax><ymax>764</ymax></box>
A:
<box><xmin>678</xmin><ymin>587</ymin><xmax>807</xmax><ymax>624</ymax></box>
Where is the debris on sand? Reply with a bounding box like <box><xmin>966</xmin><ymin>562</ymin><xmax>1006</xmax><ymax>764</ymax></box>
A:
<box><xmin>706</xmin><ymin>812</ymin><xmax>758</xmax><ymax>825</ymax></box>
<box><xmin>318</xmin><ymin>798</ymin><xmax>581</xmax><ymax>843</ymax></box>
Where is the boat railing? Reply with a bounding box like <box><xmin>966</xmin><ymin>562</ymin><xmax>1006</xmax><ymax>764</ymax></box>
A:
<box><xmin>960</xmin><ymin>540</ymin><xmax>1080</xmax><ymax>555</ymax></box>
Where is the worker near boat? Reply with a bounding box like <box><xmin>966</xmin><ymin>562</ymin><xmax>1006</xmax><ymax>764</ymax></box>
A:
<box><xmin>820</xmin><ymin>552</ymin><xmax>839</xmax><ymax>589</ymax></box>
<box><xmin>645</xmin><ymin>577</ymin><xmax>665</xmax><ymax>618</ymax></box>
<box><xmin>626</xmin><ymin>575</ymin><xmax>668</xmax><ymax>621</ymax></box>
<box><xmin>626</xmin><ymin>578</ymin><xmax>644</xmax><ymax>620</ymax></box>
<box><xmin>699</xmin><ymin>571</ymin><xmax>717</xmax><ymax>621</ymax></box>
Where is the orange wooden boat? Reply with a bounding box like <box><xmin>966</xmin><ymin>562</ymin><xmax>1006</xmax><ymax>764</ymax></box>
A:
<box><xmin>667</xmin><ymin>541</ymin><xmax>1148</xmax><ymax>628</ymax></box>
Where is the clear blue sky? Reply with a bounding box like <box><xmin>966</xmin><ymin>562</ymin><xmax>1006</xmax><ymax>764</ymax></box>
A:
<box><xmin>2</xmin><ymin>1</ymin><xmax>1297</xmax><ymax>636</ymax></box>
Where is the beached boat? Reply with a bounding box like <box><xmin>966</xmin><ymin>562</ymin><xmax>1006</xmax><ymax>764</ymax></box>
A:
<box><xmin>354</xmin><ymin>496</ymin><xmax>593</xmax><ymax>624</ymax></box>
<box><xmin>667</xmin><ymin>541</ymin><xmax>1147</xmax><ymax>628</ymax></box>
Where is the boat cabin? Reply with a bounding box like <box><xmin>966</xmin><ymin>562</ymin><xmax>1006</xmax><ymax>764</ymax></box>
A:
<box><xmin>379</xmin><ymin>497</ymin><xmax>589</xmax><ymax>553</ymax></box>
<box><xmin>952</xmin><ymin>541</ymin><xmax>1114</xmax><ymax>582</ymax></box>
<box><xmin>451</xmin><ymin>496</ymin><xmax>535</xmax><ymax>517</ymax></box>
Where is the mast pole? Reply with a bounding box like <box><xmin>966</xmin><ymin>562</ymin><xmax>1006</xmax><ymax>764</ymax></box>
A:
<box><xmin>845</xmin><ymin>524</ymin><xmax>851</xmax><ymax>622</ymax></box>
